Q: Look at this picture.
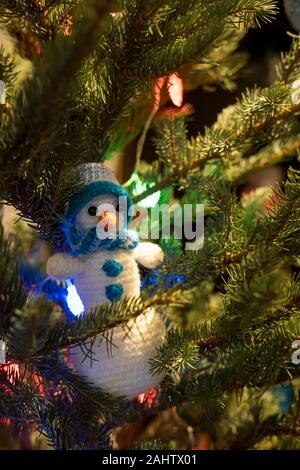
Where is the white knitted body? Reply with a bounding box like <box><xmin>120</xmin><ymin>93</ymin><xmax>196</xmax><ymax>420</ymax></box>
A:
<box><xmin>72</xmin><ymin>249</ymin><xmax>140</xmax><ymax>308</ymax></box>
<box><xmin>47</xmin><ymin>244</ymin><xmax>166</xmax><ymax>398</ymax></box>
<box><xmin>70</xmin><ymin>307</ymin><xmax>165</xmax><ymax>398</ymax></box>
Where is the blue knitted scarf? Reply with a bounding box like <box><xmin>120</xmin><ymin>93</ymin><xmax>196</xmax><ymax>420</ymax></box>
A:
<box><xmin>62</xmin><ymin>180</ymin><xmax>138</xmax><ymax>255</ymax></box>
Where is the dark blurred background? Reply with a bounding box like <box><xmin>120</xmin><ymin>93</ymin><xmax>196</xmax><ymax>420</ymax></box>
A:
<box><xmin>187</xmin><ymin>0</ymin><xmax>292</xmax><ymax>133</ymax></box>
<box><xmin>133</xmin><ymin>0</ymin><xmax>295</xmax><ymax>196</ymax></box>
<box><xmin>119</xmin><ymin>0</ymin><xmax>295</xmax><ymax>188</ymax></box>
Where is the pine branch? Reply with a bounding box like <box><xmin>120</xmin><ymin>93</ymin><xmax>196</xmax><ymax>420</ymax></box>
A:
<box><xmin>6</xmin><ymin>288</ymin><xmax>183</xmax><ymax>361</ymax></box>
<box><xmin>227</xmin><ymin>135</ymin><xmax>300</xmax><ymax>184</ymax></box>
<box><xmin>0</xmin><ymin>46</ymin><xmax>17</xmax><ymax>100</ymax></box>
<box><xmin>174</xmin><ymin>318</ymin><xmax>300</xmax><ymax>413</ymax></box>
<box><xmin>133</xmin><ymin>79</ymin><xmax>300</xmax><ymax>204</ymax></box>
<box><xmin>0</xmin><ymin>368</ymin><xmax>48</xmax><ymax>433</ymax></box>
<box><xmin>0</xmin><ymin>219</ymin><xmax>26</xmax><ymax>335</ymax></box>
<box><xmin>0</xmin><ymin>0</ymin><xmax>114</xmax><ymax>177</ymax></box>
<box><xmin>276</xmin><ymin>33</ymin><xmax>300</xmax><ymax>84</ymax></box>
<box><xmin>0</xmin><ymin>0</ymin><xmax>83</xmax><ymax>43</ymax></box>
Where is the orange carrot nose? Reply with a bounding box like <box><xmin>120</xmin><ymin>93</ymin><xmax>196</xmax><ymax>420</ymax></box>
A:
<box><xmin>98</xmin><ymin>211</ymin><xmax>109</xmax><ymax>222</ymax></box>
<box><xmin>97</xmin><ymin>211</ymin><xmax>117</xmax><ymax>232</ymax></box>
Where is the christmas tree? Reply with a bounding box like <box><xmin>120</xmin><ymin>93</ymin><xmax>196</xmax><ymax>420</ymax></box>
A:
<box><xmin>1</xmin><ymin>0</ymin><xmax>300</xmax><ymax>451</ymax></box>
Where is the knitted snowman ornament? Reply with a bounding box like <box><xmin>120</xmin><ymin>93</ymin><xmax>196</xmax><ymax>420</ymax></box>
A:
<box><xmin>47</xmin><ymin>163</ymin><xmax>165</xmax><ymax>398</ymax></box>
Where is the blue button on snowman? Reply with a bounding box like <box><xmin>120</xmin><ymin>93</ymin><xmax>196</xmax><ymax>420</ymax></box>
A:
<box><xmin>47</xmin><ymin>163</ymin><xmax>165</xmax><ymax>398</ymax></box>
<box><xmin>102</xmin><ymin>259</ymin><xmax>123</xmax><ymax>277</ymax></box>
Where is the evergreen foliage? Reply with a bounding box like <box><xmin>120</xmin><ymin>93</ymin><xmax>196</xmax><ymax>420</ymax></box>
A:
<box><xmin>1</xmin><ymin>0</ymin><xmax>300</xmax><ymax>450</ymax></box>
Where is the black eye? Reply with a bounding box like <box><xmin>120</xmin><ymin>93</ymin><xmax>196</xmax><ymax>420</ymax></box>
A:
<box><xmin>88</xmin><ymin>206</ymin><xmax>97</xmax><ymax>216</ymax></box>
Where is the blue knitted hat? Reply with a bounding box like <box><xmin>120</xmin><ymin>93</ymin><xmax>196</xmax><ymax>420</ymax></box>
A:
<box><xmin>65</xmin><ymin>163</ymin><xmax>132</xmax><ymax>219</ymax></box>
<box><xmin>62</xmin><ymin>163</ymin><xmax>137</xmax><ymax>254</ymax></box>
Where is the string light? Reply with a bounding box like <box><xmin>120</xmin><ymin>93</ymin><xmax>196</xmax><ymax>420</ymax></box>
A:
<box><xmin>66</xmin><ymin>280</ymin><xmax>84</xmax><ymax>316</ymax></box>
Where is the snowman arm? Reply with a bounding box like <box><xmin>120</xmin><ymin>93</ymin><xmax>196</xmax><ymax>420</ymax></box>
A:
<box><xmin>133</xmin><ymin>242</ymin><xmax>164</xmax><ymax>269</ymax></box>
<box><xmin>47</xmin><ymin>253</ymin><xmax>84</xmax><ymax>280</ymax></box>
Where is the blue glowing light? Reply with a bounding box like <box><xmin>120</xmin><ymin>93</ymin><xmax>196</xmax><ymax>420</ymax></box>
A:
<box><xmin>21</xmin><ymin>261</ymin><xmax>185</xmax><ymax>319</ymax></box>
<box><xmin>66</xmin><ymin>281</ymin><xmax>84</xmax><ymax>316</ymax></box>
